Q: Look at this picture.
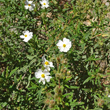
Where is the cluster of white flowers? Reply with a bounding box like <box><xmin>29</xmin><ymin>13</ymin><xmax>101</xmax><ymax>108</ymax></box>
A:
<box><xmin>34</xmin><ymin>38</ymin><xmax>72</xmax><ymax>84</ymax></box>
<box><xmin>19</xmin><ymin>0</ymin><xmax>50</xmax><ymax>42</ymax></box>
<box><xmin>35</xmin><ymin>56</ymin><xmax>54</xmax><ymax>84</ymax></box>
<box><xmin>19</xmin><ymin>0</ymin><xmax>72</xmax><ymax>85</ymax></box>
<box><xmin>24</xmin><ymin>0</ymin><xmax>49</xmax><ymax>11</ymax></box>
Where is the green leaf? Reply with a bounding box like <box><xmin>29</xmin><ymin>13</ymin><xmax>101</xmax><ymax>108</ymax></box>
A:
<box><xmin>26</xmin><ymin>74</ymin><xmax>31</xmax><ymax>88</ymax></box>
<box><xmin>26</xmin><ymin>55</ymin><xmax>37</xmax><ymax>60</ymax></box>
<box><xmin>9</xmin><ymin>67</ymin><xmax>19</xmax><ymax>77</ymax></box>
<box><xmin>70</xmin><ymin>101</ymin><xmax>84</xmax><ymax>108</ymax></box>
<box><xmin>83</xmin><ymin>77</ymin><xmax>92</xmax><ymax>84</ymax></box>
<box><xmin>65</xmin><ymin>76</ymin><xmax>72</xmax><ymax>82</ymax></box>
<box><xmin>63</xmin><ymin>92</ymin><xmax>73</xmax><ymax>98</ymax></box>
<box><xmin>65</xmin><ymin>102</ymin><xmax>69</xmax><ymax>106</ymax></box>
<box><xmin>65</xmin><ymin>85</ymin><xmax>79</xmax><ymax>89</ymax></box>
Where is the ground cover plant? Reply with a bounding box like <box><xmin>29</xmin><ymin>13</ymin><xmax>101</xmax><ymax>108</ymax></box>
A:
<box><xmin>0</xmin><ymin>0</ymin><xmax>110</xmax><ymax>109</ymax></box>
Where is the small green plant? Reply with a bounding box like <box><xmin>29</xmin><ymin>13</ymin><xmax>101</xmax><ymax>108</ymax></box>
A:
<box><xmin>0</xmin><ymin>0</ymin><xmax>110</xmax><ymax>109</ymax></box>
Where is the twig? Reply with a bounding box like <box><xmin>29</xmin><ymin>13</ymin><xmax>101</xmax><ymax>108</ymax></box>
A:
<box><xmin>42</xmin><ymin>104</ymin><xmax>46</xmax><ymax>110</ymax></box>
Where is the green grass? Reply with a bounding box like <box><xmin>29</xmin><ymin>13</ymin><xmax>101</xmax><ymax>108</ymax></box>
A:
<box><xmin>0</xmin><ymin>0</ymin><xmax>110</xmax><ymax>109</ymax></box>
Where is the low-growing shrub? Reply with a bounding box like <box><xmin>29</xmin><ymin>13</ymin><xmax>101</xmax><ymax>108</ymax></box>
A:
<box><xmin>0</xmin><ymin>0</ymin><xmax>110</xmax><ymax>109</ymax></box>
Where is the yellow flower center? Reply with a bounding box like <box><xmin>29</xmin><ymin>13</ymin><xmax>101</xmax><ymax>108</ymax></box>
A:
<box><xmin>25</xmin><ymin>35</ymin><xmax>27</xmax><ymax>37</ymax></box>
<box><xmin>41</xmin><ymin>74</ymin><xmax>45</xmax><ymax>78</ymax></box>
<box><xmin>28</xmin><ymin>4</ymin><xmax>31</xmax><ymax>6</ymax></box>
<box><xmin>43</xmin><ymin>3</ymin><xmax>46</xmax><ymax>5</ymax></box>
<box><xmin>45</xmin><ymin>61</ymin><xmax>49</xmax><ymax>65</ymax></box>
<box><xmin>63</xmin><ymin>44</ymin><xmax>66</xmax><ymax>48</ymax></box>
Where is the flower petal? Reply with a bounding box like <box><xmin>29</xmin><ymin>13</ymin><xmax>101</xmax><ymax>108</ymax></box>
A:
<box><xmin>23</xmin><ymin>30</ymin><xmax>29</xmax><ymax>35</ymax></box>
<box><xmin>36</xmin><ymin>69</ymin><xmax>43</xmax><ymax>74</ymax></box>
<box><xmin>56</xmin><ymin>40</ymin><xmax>63</xmax><ymax>46</ymax></box>
<box><xmin>20</xmin><ymin>35</ymin><xmax>25</xmax><ymax>38</ymax></box>
<box><xmin>29</xmin><ymin>6</ymin><xmax>34</xmax><ymax>11</ymax></box>
<box><xmin>35</xmin><ymin>72</ymin><xmax>41</xmax><ymax>78</ymax></box>
<box><xmin>45</xmin><ymin>76</ymin><xmax>52</xmax><ymax>82</ymax></box>
<box><xmin>28</xmin><ymin>1</ymin><xmax>33</xmax><ymax>4</ymax></box>
<box><xmin>45</xmin><ymin>4</ymin><xmax>49</xmax><ymax>8</ymax></box>
<box><xmin>44</xmin><ymin>71</ymin><xmax>50</xmax><ymax>75</ymax></box>
<box><xmin>45</xmin><ymin>67</ymin><xmax>50</xmax><ymax>71</ymax></box>
<box><xmin>39</xmin><ymin>79</ymin><xmax>42</xmax><ymax>83</ymax></box>
<box><xmin>49</xmin><ymin>62</ymin><xmax>54</xmax><ymax>67</ymax></box>
<box><xmin>63</xmin><ymin>38</ymin><xmax>70</xmax><ymax>44</ymax></box>
<box><xmin>29</xmin><ymin>32</ymin><xmax>33</xmax><ymax>37</ymax></box>
<box><xmin>23</xmin><ymin>38</ymin><xmax>30</xmax><ymax>42</ymax></box>
<box><xmin>42</xmin><ymin>55</ymin><xmax>46</xmax><ymax>61</ymax></box>
<box><xmin>33</xmin><ymin>4</ymin><xmax>35</xmax><ymax>7</ymax></box>
<box><xmin>42</xmin><ymin>80</ymin><xmax>45</xmax><ymax>84</ymax></box>
<box><xmin>40</xmin><ymin>1</ymin><xmax>43</xmax><ymax>4</ymax></box>
<box><xmin>25</xmin><ymin>0</ymin><xmax>29</xmax><ymax>5</ymax></box>
<box><xmin>25</xmin><ymin>5</ymin><xmax>29</xmax><ymax>9</ymax></box>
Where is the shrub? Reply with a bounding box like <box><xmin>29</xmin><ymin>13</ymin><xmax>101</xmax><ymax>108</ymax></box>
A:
<box><xmin>0</xmin><ymin>0</ymin><xmax>110</xmax><ymax>109</ymax></box>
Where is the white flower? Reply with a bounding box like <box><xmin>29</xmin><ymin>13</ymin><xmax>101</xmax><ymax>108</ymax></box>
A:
<box><xmin>108</xmin><ymin>95</ymin><xmax>110</xmax><ymax>97</ymax></box>
<box><xmin>42</xmin><ymin>55</ymin><xmax>54</xmax><ymax>71</ymax></box>
<box><xmin>35</xmin><ymin>69</ymin><xmax>52</xmax><ymax>84</ymax></box>
<box><xmin>56</xmin><ymin>38</ymin><xmax>72</xmax><ymax>52</ymax></box>
<box><xmin>25</xmin><ymin>0</ymin><xmax>35</xmax><ymax>11</ymax></box>
<box><xmin>40</xmin><ymin>0</ymin><xmax>49</xmax><ymax>9</ymax></box>
<box><xmin>20</xmin><ymin>30</ymin><xmax>33</xmax><ymax>42</ymax></box>
<box><xmin>105</xmin><ymin>2</ymin><xmax>109</xmax><ymax>6</ymax></box>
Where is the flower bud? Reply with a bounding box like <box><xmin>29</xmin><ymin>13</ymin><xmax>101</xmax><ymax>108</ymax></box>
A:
<box><xmin>62</xmin><ymin>68</ymin><xmax>67</xmax><ymax>73</ymax></box>
<box><xmin>46</xmin><ymin>92</ymin><xmax>52</xmax><ymax>98</ymax></box>
<box><xmin>49</xmin><ymin>100</ymin><xmax>55</xmax><ymax>108</ymax></box>
<box><xmin>61</xmin><ymin>73</ymin><xmax>66</xmax><ymax>79</ymax></box>
<box><xmin>98</xmin><ymin>99</ymin><xmax>104</xmax><ymax>107</ymax></box>
<box><xmin>55</xmin><ymin>73</ymin><xmax>65</xmax><ymax>79</ymax></box>
<box><xmin>2</xmin><ymin>54</ymin><xmax>5</xmax><ymax>57</ymax></box>
<box><xmin>61</xmin><ymin>58</ymin><xmax>67</xmax><ymax>64</ymax></box>
<box><xmin>64</xmin><ymin>32</ymin><xmax>68</xmax><ymax>36</ymax></box>
<box><xmin>44</xmin><ymin>99</ymin><xmax>50</xmax><ymax>104</ymax></box>
<box><xmin>57</xmin><ymin>97</ymin><xmax>61</xmax><ymax>104</ymax></box>
<box><xmin>54</xmin><ymin>93</ymin><xmax>58</xmax><ymax>99</ymax></box>
<box><xmin>37</xmin><ymin>21</ymin><xmax>41</xmax><ymax>26</ymax></box>
<box><xmin>67</xmin><ymin>71</ymin><xmax>71</xmax><ymax>75</ymax></box>
<box><xmin>41</xmin><ymin>66</ymin><xmax>45</xmax><ymax>71</ymax></box>
<box><xmin>55</xmin><ymin>73</ymin><xmax>60</xmax><ymax>79</ymax></box>
<box><xmin>46</xmin><ymin>12</ymin><xmax>52</xmax><ymax>18</ymax></box>
<box><xmin>54</xmin><ymin>85</ymin><xmax>59</xmax><ymax>93</ymax></box>
<box><xmin>57</xmin><ymin>57</ymin><xmax>60</xmax><ymax>62</ymax></box>
<box><xmin>52</xmin><ymin>0</ymin><xmax>57</xmax><ymax>5</ymax></box>
<box><xmin>41</xmin><ymin>12</ymin><xmax>46</xmax><ymax>18</ymax></box>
